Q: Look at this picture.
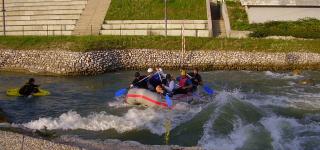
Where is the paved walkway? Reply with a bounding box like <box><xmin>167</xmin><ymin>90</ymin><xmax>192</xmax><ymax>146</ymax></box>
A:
<box><xmin>72</xmin><ymin>0</ymin><xmax>111</xmax><ymax>35</ymax></box>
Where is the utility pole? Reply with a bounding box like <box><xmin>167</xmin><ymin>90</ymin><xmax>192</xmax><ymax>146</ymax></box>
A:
<box><xmin>164</xmin><ymin>0</ymin><xmax>167</xmax><ymax>37</ymax></box>
<box><xmin>2</xmin><ymin>0</ymin><xmax>6</xmax><ymax>36</ymax></box>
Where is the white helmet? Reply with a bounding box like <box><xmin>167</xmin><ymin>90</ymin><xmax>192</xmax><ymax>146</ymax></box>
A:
<box><xmin>147</xmin><ymin>68</ymin><xmax>153</xmax><ymax>73</ymax></box>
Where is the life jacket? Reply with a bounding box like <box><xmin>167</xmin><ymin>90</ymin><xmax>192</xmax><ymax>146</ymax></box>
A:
<box><xmin>178</xmin><ymin>77</ymin><xmax>188</xmax><ymax>87</ymax></box>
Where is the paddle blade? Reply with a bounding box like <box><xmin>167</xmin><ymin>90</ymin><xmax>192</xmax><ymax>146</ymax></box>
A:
<box><xmin>203</xmin><ymin>85</ymin><xmax>214</xmax><ymax>95</ymax></box>
<box><xmin>115</xmin><ymin>89</ymin><xmax>127</xmax><ymax>97</ymax></box>
<box><xmin>165</xmin><ymin>94</ymin><xmax>173</xmax><ymax>108</ymax></box>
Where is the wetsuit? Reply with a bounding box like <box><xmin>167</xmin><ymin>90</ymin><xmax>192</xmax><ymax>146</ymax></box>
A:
<box><xmin>131</xmin><ymin>75</ymin><xmax>148</xmax><ymax>89</ymax></box>
<box><xmin>188</xmin><ymin>72</ymin><xmax>203</xmax><ymax>91</ymax></box>
<box><xmin>19</xmin><ymin>83</ymin><xmax>40</xmax><ymax>96</ymax></box>
<box><xmin>174</xmin><ymin>76</ymin><xmax>192</xmax><ymax>94</ymax></box>
<box><xmin>148</xmin><ymin>73</ymin><xmax>163</xmax><ymax>91</ymax></box>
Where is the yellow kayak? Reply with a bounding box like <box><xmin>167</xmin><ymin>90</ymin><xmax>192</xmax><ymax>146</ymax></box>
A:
<box><xmin>6</xmin><ymin>88</ymin><xmax>50</xmax><ymax>97</ymax></box>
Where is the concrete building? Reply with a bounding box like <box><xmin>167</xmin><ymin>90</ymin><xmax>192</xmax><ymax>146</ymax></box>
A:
<box><xmin>240</xmin><ymin>0</ymin><xmax>320</xmax><ymax>23</ymax></box>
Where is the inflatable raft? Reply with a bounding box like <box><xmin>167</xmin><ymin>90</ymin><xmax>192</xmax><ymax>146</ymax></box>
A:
<box><xmin>126</xmin><ymin>88</ymin><xmax>168</xmax><ymax>108</ymax></box>
<box><xmin>6</xmin><ymin>88</ymin><xmax>50</xmax><ymax>97</ymax></box>
<box><xmin>126</xmin><ymin>88</ymin><xmax>195</xmax><ymax>108</ymax></box>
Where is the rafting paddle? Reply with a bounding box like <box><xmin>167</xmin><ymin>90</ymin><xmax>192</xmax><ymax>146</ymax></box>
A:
<box><xmin>115</xmin><ymin>88</ymin><xmax>127</xmax><ymax>97</ymax></box>
<box><xmin>203</xmin><ymin>84</ymin><xmax>214</xmax><ymax>95</ymax></box>
<box><xmin>165</xmin><ymin>94</ymin><xmax>173</xmax><ymax>108</ymax></box>
<box><xmin>114</xmin><ymin>71</ymin><xmax>162</xmax><ymax>97</ymax></box>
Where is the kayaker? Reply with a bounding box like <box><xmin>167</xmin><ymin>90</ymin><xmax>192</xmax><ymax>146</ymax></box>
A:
<box><xmin>174</xmin><ymin>70</ymin><xmax>193</xmax><ymax>94</ymax></box>
<box><xmin>188</xmin><ymin>68</ymin><xmax>203</xmax><ymax>91</ymax></box>
<box><xmin>19</xmin><ymin>78</ymin><xmax>40</xmax><ymax>96</ymax></box>
<box><xmin>130</xmin><ymin>72</ymin><xmax>148</xmax><ymax>89</ymax></box>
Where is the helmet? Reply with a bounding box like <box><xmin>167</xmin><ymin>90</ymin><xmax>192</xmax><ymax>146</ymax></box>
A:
<box><xmin>147</xmin><ymin>68</ymin><xmax>153</xmax><ymax>73</ymax></box>
<box><xmin>181</xmin><ymin>70</ymin><xmax>186</xmax><ymax>76</ymax></box>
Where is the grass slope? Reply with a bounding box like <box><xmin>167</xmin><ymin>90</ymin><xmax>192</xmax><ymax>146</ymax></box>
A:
<box><xmin>0</xmin><ymin>36</ymin><xmax>319</xmax><ymax>53</ymax></box>
<box><xmin>105</xmin><ymin>0</ymin><xmax>207</xmax><ymax>20</ymax></box>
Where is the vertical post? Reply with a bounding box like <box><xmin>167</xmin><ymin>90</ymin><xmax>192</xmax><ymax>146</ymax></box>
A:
<box><xmin>46</xmin><ymin>25</ymin><xmax>48</xmax><ymax>36</ymax></box>
<box><xmin>60</xmin><ymin>24</ymin><xmax>62</xmax><ymax>36</ymax></box>
<box><xmin>2</xmin><ymin>0</ymin><xmax>6</xmax><ymax>36</ymax></box>
<box><xmin>164</xmin><ymin>0</ymin><xmax>167</xmax><ymax>37</ymax></box>
<box><xmin>90</xmin><ymin>24</ymin><xmax>92</xmax><ymax>36</ymax></box>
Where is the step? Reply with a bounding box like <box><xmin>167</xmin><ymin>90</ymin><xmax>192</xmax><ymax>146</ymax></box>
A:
<box><xmin>4</xmin><ymin>1</ymin><xmax>87</xmax><ymax>7</ymax></box>
<box><xmin>100</xmin><ymin>29</ymin><xmax>210</xmax><ymax>37</ymax></box>
<box><xmin>5</xmin><ymin>5</ymin><xmax>86</xmax><ymax>11</ymax></box>
<box><xmin>102</xmin><ymin>23</ymin><xmax>207</xmax><ymax>30</ymax></box>
<box><xmin>0</xmin><ymin>10</ymin><xmax>83</xmax><ymax>16</ymax></box>
<box><xmin>104</xmin><ymin>20</ymin><xmax>208</xmax><ymax>24</ymax></box>
<box><xmin>4</xmin><ymin>30</ymin><xmax>72</xmax><ymax>35</ymax></box>
<box><xmin>2</xmin><ymin>15</ymin><xmax>80</xmax><ymax>21</ymax></box>
<box><xmin>0</xmin><ymin>25</ymin><xmax>75</xmax><ymax>31</ymax></box>
<box><xmin>1</xmin><ymin>20</ymin><xmax>77</xmax><ymax>25</ymax></box>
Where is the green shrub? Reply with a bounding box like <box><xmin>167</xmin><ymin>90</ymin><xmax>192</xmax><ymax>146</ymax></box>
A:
<box><xmin>225</xmin><ymin>0</ymin><xmax>251</xmax><ymax>30</ymax></box>
<box><xmin>250</xmin><ymin>18</ymin><xmax>320</xmax><ymax>39</ymax></box>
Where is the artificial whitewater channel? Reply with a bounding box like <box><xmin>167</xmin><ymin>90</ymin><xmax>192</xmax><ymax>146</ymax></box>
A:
<box><xmin>0</xmin><ymin>70</ymin><xmax>319</xmax><ymax>150</ymax></box>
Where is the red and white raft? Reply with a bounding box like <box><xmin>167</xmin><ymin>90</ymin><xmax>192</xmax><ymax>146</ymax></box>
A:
<box><xmin>126</xmin><ymin>88</ymin><xmax>195</xmax><ymax>108</ymax></box>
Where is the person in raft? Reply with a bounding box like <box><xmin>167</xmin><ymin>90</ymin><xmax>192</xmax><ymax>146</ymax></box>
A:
<box><xmin>162</xmin><ymin>74</ymin><xmax>175</xmax><ymax>94</ymax></box>
<box><xmin>19</xmin><ymin>78</ymin><xmax>40</xmax><ymax>96</ymax></box>
<box><xmin>147</xmin><ymin>68</ymin><xmax>163</xmax><ymax>91</ymax></box>
<box><xmin>174</xmin><ymin>70</ymin><xmax>193</xmax><ymax>94</ymax></box>
<box><xmin>188</xmin><ymin>68</ymin><xmax>203</xmax><ymax>91</ymax></box>
<box><xmin>130</xmin><ymin>72</ymin><xmax>148</xmax><ymax>89</ymax></box>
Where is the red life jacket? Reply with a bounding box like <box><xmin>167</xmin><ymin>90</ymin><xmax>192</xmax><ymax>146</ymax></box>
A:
<box><xmin>179</xmin><ymin>77</ymin><xmax>188</xmax><ymax>87</ymax></box>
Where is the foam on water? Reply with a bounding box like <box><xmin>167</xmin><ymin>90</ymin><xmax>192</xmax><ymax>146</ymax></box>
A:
<box><xmin>198</xmin><ymin>87</ymin><xmax>320</xmax><ymax>150</ymax></box>
<box><xmin>198</xmin><ymin>89</ymin><xmax>251</xmax><ymax>150</ymax></box>
<box><xmin>20</xmin><ymin>105</ymin><xmax>203</xmax><ymax>135</ymax></box>
<box><xmin>260</xmin><ymin>116</ymin><xmax>320</xmax><ymax>150</ymax></box>
<box><xmin>199</xmin><ymin>114</ymin><xmax>254</xmax><ymax>150</ymax></box>
<box><xmin>264</xmin><ymin>71</ymin><xmax>303</xmax><ymax>79</ymax></box>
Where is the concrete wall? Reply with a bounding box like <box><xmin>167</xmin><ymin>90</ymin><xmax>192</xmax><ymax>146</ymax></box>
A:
<box><xmin>100</xmin><ymin>20</ymin><xmax>211</xmax><ymax>37</ymax></box>
<box><xmin>221</xmin><ymin>0</ymin><xmax>231</xmax><ymax>37</ymax></box>
<box><xmin>247</xmin><ymin>6</ymin><xmax>320</xmax><ymax>23</ymax></box>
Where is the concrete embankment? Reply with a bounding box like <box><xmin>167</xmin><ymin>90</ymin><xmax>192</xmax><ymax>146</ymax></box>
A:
<box><xmin>0</xmin><ymin>130</ymin><xmax>201</xmax><ymax>150</ymax></box>
<box><xmin>1</xmin><ymin>49</ymin><xmax>320</xmax><ymax>75</ymax></box>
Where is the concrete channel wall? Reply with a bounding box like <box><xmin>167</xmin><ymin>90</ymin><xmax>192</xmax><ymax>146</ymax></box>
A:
<box><xmin>0</xmin><ymin>49</ymin><xmax>320</xmax><ymax>75</ymax></box>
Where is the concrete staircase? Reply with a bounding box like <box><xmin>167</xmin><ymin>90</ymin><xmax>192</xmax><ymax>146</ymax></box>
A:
<box><xmin>0</xmin><ymin>0</ymin><xmax>87</xmax><ymax>35</ymax></box>
<box><xmin>72</xmin><ymin>0</ymin><xmax>111</xmax><ymax>35</ymax></box>
<box><xmin>212</xmin><ymin>20</ymin><xmax>226</xmax><ymax>37</ymax></box>
<box><xmin>210</xmin><ymin>0</ymin><xmax>226</xmax><ymax>37</ymax></box>
<box><xmin>100</xmin><ymin>20</ymin><xmax>211</xmax><ymax>37</ymax></box>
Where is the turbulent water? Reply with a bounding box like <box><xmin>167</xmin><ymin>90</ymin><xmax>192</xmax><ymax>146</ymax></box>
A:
<box><xmin>0</xmin><ymin>70</ymin><xmax>319</xmax><ymax>150</ymax></box>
